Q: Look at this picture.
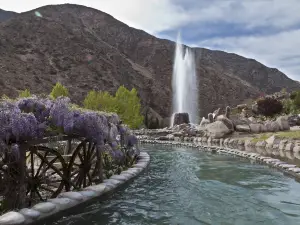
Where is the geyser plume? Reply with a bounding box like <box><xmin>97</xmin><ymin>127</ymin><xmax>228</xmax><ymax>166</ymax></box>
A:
<box><xmin>172</xmin><ymin>33</ymin><xmax>199</xmax><ymax>125</ymax></box>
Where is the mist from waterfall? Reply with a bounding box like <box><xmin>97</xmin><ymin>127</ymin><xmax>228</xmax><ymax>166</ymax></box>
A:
<box><xmin>172</xmin><ymin>33</ymin><xmax>199</xmax><ymax>125</ymax></box>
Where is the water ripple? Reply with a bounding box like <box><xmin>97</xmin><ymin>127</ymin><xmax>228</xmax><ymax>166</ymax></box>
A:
<box><xmin>48</xmin><ymin>144</ymin><xmax>300</xmax><ymax>225</ymax></box>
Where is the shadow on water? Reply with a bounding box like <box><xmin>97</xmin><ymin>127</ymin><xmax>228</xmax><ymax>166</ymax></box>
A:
<box><xmin>43</xmin><ymin>144</ymin><xmax>300</xmax><ymax>225</ymax></box>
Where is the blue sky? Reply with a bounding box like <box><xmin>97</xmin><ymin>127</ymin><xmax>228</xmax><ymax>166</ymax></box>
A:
<box><xmin>2</xmin><ymin>0</ymin><xmax>300</xmax><ymax>80</ymax></box>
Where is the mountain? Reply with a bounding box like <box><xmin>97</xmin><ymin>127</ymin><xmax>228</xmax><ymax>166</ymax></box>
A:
<box><xmin>0</xmin><ymin>4</ymin><xmax>299</xmax><ymax>127</ymax></box>
<box><xmin>0</xmin><ymin>9</ymin><xmax>17</xmax><ymax>22</ymax></box>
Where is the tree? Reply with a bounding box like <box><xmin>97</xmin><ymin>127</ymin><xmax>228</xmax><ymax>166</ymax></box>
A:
<box><xmin>50</xmin><ymin>82</ymin><xmax>69</xmax><ymax>99</ymax></box>
<box><xmin>82</xmin><ymin>86</ymin><xmax>144</xmax><ymax>129</ymax></box>
<box><xmin>83</xmin><ymin>90</ymin><xmax>99</xmax><ymax>110</ymax></box>
<box><xmin>115</xmin><ymin>86</ymin><xmax>144</xmax><ymax>129</ymax></box>
<box><xmin>98</xmin><ymin>91</ymin><xmax>116</xmax><ymax>112</ymax></box>
<box><xmin>257</xmin><ymin>97</ymin><xmax>283</xmax><ymax>117</ymax></box>
<box><xmin>18</xmin><ymin>89</ymin><xmax>31</xmax><ymax>98</ymax></box>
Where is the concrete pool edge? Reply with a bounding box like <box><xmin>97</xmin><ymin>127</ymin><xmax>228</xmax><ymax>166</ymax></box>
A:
<box><xmin>139</xmin><ymin>139</ymin><xmax>300</xmax><ymax>181</ymax></box>
<box><xmin>0</xmin><ymin>152</ymin><xmax>150</xmax><ymax>225</ymax></box>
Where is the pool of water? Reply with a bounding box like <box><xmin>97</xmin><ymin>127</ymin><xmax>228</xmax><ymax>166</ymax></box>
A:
<box><xmin>46</xmin><ymin>144</ymin><xmax>300</xmax><ymax>225</ymax></box>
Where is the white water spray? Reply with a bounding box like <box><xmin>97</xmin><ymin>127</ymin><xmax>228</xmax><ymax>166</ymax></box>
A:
<box><xmin>171</xmin><ymin>33</ymin><xmax>199</xmax><ymax>125</ymax></box>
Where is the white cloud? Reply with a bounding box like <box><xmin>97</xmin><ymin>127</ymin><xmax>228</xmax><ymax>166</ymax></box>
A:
<box><xmin>1</xmin><ymin>0</ymin><xmax>300</xmax><ymax>79</ymax></box>
<box><xmin>5</xmin><ymin>0</ymin><xmax>299</xmax><ymax>34</ymax></box>
<box><xmin>197</xmin><ymin>29</ymin><xmax>300</xmax><ymax>80</ymax></box>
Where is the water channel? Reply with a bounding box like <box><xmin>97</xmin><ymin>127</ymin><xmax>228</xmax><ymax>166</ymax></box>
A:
<box><xmin>45</xmin><ymin>144</ymin><xmax>300</xmax><ymax>225</ymax></box>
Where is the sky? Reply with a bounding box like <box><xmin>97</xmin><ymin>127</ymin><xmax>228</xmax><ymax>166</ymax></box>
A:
<box><xmin>1</xmin><ymin>0</ymin><xmax>300</xmax><ymax>80</ymax></box>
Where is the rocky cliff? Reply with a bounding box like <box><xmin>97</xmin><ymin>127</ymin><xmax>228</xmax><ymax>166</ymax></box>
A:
<box><xmin>0</xmin><ymin>4</ymin><xmax>299</xmax><ymax>127</ymax></box>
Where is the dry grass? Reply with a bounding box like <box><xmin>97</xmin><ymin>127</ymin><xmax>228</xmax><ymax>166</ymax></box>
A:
<box><xmin>275</xmin><ymin>130</ymin><xmax>300</xmax><ymax>139</ymax></box>
<box><xmin>251</xmin><ymin>133</ymin><xmax>273</xmax><ymax>143</ymax></box>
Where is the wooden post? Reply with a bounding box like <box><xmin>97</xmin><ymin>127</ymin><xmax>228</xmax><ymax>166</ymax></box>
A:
<box><xmin>65</xmin><ymin>138</ymin><xmax>72</xmax><ymax>155</ymax></box>
<box><xmin>3</xmin><ymin>143</ymin><xmax>27</xmax><ymax>210</ymax></box>
<box><xmin>96</xmin><ymin>145</ymin><xmax>103</xmax><ymax>183</ymax></box>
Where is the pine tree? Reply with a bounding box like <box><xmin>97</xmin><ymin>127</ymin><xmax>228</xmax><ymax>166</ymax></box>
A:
<box><xmin>50</xmin><ymin>82</ymin><xmax>69</xmax><ymax>99</ymax></box>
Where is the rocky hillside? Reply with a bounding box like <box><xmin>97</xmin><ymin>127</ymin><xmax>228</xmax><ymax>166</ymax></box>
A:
<box><xmin>0</xmin><ymin>4</ymin><xmax>299</xmax><ymax>127</ymax></box>
<box><xmin>0</xmin><ymin>9</ymin><xmax>17</xmax><ymax>22</ymax></box>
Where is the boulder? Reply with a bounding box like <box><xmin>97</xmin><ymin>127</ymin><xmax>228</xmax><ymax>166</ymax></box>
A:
<box><xmin>215</xmin><ymin>115</ymin><xmax>234</xmax><ymax>131</ymax></box>
<box><xmin>200</xmin><ymin>117</ymin><xmax>210</xmax><ymax>127</ymax></box>
<box><xmin>144</xmin><ymin>107</ymin><xmax>163</xmax><ymax>129</ymax></box>
<box><xmin>237</xmin><ymin>104</ymin><xmax>247</xmax><ymax>110</ymax></box>
<box><xmin>236</xmin><ymin>124</ymin><xmax>251</xmax><ymax>132</ymax></box>
<box><xmin>270</xmin><ymin>121</ymin><xmax>281</xmax><ymax>132</ymax></box>
<box><xmin>288</xmin><ymin>115</ymin><xmax>300</xmax><ymax>127</ymax></box>
<box><xmin>249</xmin><ymin>123</ymin><xmax>263</xmax><ymax>133</ymax></box>
<box><xmin>276</xmin><ymin>116</ymin><xmax>290</xmax><ymax>131</ymax></box>
<box><xmin>173</xmin><ymin>113</ymin><xmax>190</xmax><ymax>126</ymax></box>
<box><xmin>248</xmin><ymin>117</ymin><xmax>257</xmax><ymax>123</ymax></box>
<box><xmin>205</xmin><ymin>121</ymin><xmax>231</xmax><ymax>139</ymax></box>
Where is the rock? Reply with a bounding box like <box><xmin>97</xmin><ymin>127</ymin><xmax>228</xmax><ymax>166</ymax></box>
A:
<box><xmin>172</xmin><ymin>132</ymin><xmax>183</xmax><ymax>137</ymax></box>
<box><xmin>19</xmin><ymin>208</ymin><xmax>41</xmax><ymax>220</ymax></box>
<box><xmin>59</xmin><ymin>192</ymin><xmax>84</xmax><ymax>202</ymax></box>
<box><xmin>236</xmin><ymin>124</ymin><xmax>251</xmax><ymax>132</ymax></box>
<box><xmin>0</xmin><ymin>212</ymin><xmax>25</xmax><ymax>225</ymax></box>
<box><xmin>166</xmin><ymin>134</ymin><xmax>174</xmax><ymax>140</ymax></box>
<box><xmin>256</xmin><ymin>141</ymin><xmax>266</xmax><ymax>147</ymax></box>
<box><xmin>156</xmin><ymin>136</ymin><xmax>168</xmax><ymax>140</ymax></box>
<box><xmin>270</xmin><ymin>121</ymin><xmax>281</xmax><ymax>132</ymax></box>
<box><xmin>279</xmin><ymin>139</ymin><xmax>288</xmax><ymax>151</ymax></box>
<box><xmin>249</xmin><ymin>123</ymin><xmax>263</xmax><ymax>133</ymax></box>
<box><xmin>276</xmin><ymin>116</ymin><xmax>290</xmax><ymax>131</ymax></box>
<box><xmin>265</xmin><ymin>135</ymin><xmax>277</xmax><ymax>147</ymax></box>
<box><xmin>252</xmin><ymin>103</ymin><xmax>258</xmax><ymax>114</ymax></box>
<box><xmin>47</xmin><ymin>198</ymin><xmax>77</xmax><ymax>211</ymax></box>
<box><xmin>288</xmin><ymin>115</ymin><xmax>300</xmax><ymax>127</ymax></box>
<box><xmin>208</xmin><ymin>113</ymin><xmax>214</xmax><ymax>123</ymax></box>
<box><xmin>205</xmin><ymin>121</ymin><xmax>231</xmax><ymax>138</ymax></box>
<box><xmin>237</xmin><ymin>104</ymin><xmax>247</xmax><ymax>110</ymax></box>
<box><xmin>172</xmin><ymin>113</ymin><xmax>190</xmax><ymax>126</ymax></box>
<box><xmin>245</xmin><ymin>139</ymin><xmax>255</xmax><ymax>147</ymax></box>
<box><xmin>200</xmin><ymin>117</ymin><xmax>210</xmax><ymax>127</ymax></box>
<box><xmin>215</xmin><ymin>115</ymin><xmax>234</xmax><ymax>131</ymax></box>
<box><xmin>248</xmin><ymin>117</ymin><xmax>257</xmax><ymax>123</ymax></box>
<box><xmin>231</xmin><ymin>116</ymin><xmax>250</xmax><ymax>127</ymax></box>
<box><xmin>212</xmin><ymin>108</ymin><xmax>221</xmax><ymax>121</ymax></box>
<box><xmin>238</xmin><ymin>139</ymin><xmax>245</xmax><ymax>146</ymax></box>
<box><xmin>225</xmin><ymin>106</ymin><xmax>231</xmax><ymax>118</ymax></box>
<box><xmin>285</xmin><ymin>142</ymin><xmax>294</xmax><ymax>151</ymax></box>
<box><xmin>32</xmin><ymin>202</ymin><xmax>57</xmax><ymax>214</ymax></box>
<box><xmin>144</xmin><ymin>107</ymin><xmax>163</xmax><ymax>129</ymax></box>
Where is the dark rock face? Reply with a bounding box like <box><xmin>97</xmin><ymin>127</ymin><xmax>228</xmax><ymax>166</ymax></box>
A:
<box><xmin>173</xmin><ymin>113</ymin><xmax>190</xmax><ymax>126</ymax></box>
<box><xmin>0</xmin><ymin>9</ymin><xmax>17</xmax><ymax>22</ymax></box>
<box><xmin>0</xmin><ymin>4</ymin><xmax>299</xmax><ymax>124</ymax></box>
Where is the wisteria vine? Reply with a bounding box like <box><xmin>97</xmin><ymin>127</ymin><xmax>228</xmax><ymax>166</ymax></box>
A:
<box><xmin>0</xmin><ymin>96</ymin><xmax>139</xmax><ymax>162</ymax></box>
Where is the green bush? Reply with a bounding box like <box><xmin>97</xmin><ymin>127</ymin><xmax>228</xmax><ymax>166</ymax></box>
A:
<box><xmin>115</xmin><ymin>86</ymin><xmax>144</xmax><ymax>129</ymax></box>
<box><xmin>50</xmin><ymin>82</ymin><xmax>69</xmax><ymax>99</ymax></box>
<box><xmin>18</xmin><ymin>89</ymin><xmax>31</xmax><ymax>98</ymax></box>
<box><xmin>257</xmin><ymin>97</ymin><xmax>283</xmax><ymax>117</ymax></box>
<box><xmin>83</xmin><ymin>86</ymin><xmax>144</xmax><ymax>129</ymax></box>
<box><xmin>290</xmin><ymin>91</ymin><xmax>299</xmax><ymax>100</ymax></box>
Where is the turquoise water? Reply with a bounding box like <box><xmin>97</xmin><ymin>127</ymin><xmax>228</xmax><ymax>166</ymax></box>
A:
<box><xmin>46</xmin><ymin>144</ymin><xmax>300</xmax><ymax>225</ymax></box>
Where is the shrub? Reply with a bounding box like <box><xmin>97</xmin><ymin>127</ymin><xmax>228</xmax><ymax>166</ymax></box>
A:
<box><xmin>115</xmin><ymin>86</ymin><xmax>144</xmax><ymax>129</ymax></box>
<box><xmin>18</xmin><ymin>89</ymin><xmax>31</xmax><ymax>98</ymax></box>
<box><xmin>83</xmin><ymin>86</ymin><xmax>144</xmax><ymax>129</ymax></box>
<box><xmin>290</xmin><ymin>91</ymin><xmax>299</xmax><ymax>100</ymax></box>
<box><xmin>50</xmin><ymin>82</ymin><xmax>69</xmax><ymax>99</ymax></box>
<box><xmin>83</xmin><ymin>90</ymin><xmax>100</xmax><ymax>110</ymax></box>
<box><xmin>293</xmin><ymin>91</ymin><xmax>300</xmax><ymax>109</ymax></box>
<box><xmin>256</xmin><ymin>97</ymin><xmax>283</xmax><ymax>117</ymax></box>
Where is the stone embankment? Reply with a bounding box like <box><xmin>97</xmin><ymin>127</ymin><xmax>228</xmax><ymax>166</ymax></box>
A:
<box><xmin>0</xmin><ymin>153</ymin><xmax>150</xmax><ymax>225</ymax></box>
<box><xmin>139</xmin><ymin>139</ymin><xmax>300</xmax><ymax>181</ymax></box>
